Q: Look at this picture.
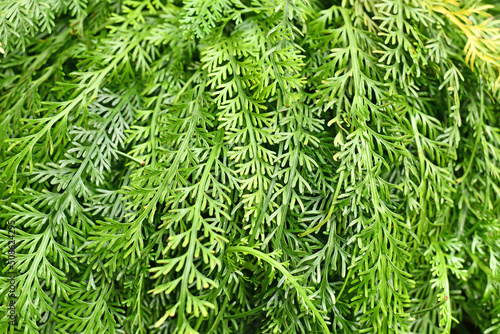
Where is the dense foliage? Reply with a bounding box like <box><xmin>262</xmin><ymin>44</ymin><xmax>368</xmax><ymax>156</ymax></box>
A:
<box><xmin>1</xmin><ymin>0</ymin><xmax>500</xmax><ymax>333</ymax></box>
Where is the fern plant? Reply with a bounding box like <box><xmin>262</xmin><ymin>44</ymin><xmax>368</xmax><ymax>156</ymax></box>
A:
<box><xmin>1</xmin><ymin>0</ymin><xmax>500</xmax><ymax>333</ymax></box>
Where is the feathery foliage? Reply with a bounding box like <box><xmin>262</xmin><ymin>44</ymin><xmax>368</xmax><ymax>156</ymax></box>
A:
<box><xmin>1</xmin><ymin>0</ymin><xmax>500</xmax><ymax>333</ymax></box>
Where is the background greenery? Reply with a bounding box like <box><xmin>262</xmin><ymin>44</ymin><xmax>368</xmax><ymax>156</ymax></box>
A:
<box><xmin>0</xmin><ymin>0</ymin><xmax>499</xmax><ymax>333</ymax></box>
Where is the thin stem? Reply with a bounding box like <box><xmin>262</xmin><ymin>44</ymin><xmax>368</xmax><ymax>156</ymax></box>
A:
<box><xmin>115</xmin><ymin>150</ymin><xmax>145</xmax><ymax>166</ymax></box>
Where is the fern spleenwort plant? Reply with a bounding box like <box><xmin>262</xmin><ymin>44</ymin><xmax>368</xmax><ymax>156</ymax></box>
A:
<box><xmin>1</xmin><ymin>0</ymin><xmax>500</xmax><ymax>333</ymax></box>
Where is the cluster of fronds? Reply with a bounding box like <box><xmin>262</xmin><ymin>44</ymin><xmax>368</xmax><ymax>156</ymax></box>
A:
<box><xmin>1</xmin><ymin>0</ymin><xmax>500</xmax><ymax>333</ymax></box>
